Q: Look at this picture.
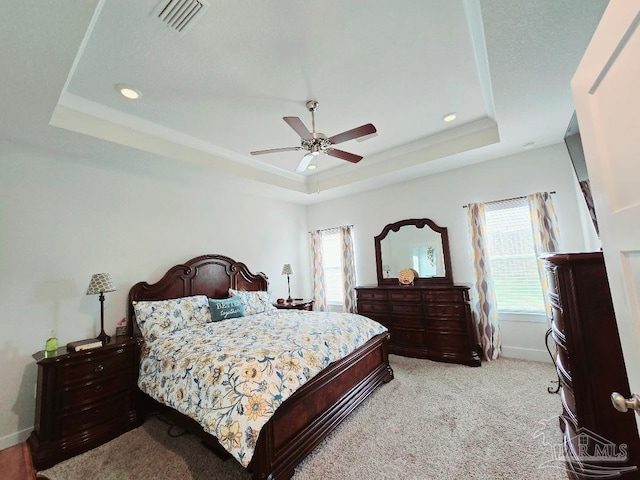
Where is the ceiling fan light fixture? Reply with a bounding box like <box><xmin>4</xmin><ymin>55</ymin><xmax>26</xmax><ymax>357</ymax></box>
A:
<box><xmin>116</xmin><ymin>84</ymin><xmax>142</xmax><ymax>100</ymax></box>
<box><xmin>310</xmin><ymin>144</ymin><xmax>320</xmax><ymax>156</ymax></box>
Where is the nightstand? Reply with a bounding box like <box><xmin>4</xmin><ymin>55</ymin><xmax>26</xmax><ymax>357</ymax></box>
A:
<box><xmin>28</xmin><ymin>336</ymin><xmax>141</xmax><ymax>470</ymax></box>
<box><xmin>273</xmin><ymin>299</ymin><xmax>314</xmax><ymax>311</ymax></box>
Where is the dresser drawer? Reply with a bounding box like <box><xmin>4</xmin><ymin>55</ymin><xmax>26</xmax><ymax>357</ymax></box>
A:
<box><xmin>357</xmin><ymin>302</ymin><xmax>389</xmax><ymax>314</ymax></box>
<box><xmin>391</xmin><ymin>303</ymin><xmax>422</xmax><ymax>316</ymax></box>
<box><xmin>357</xmin><ymin>290</ymin><xmax>387</xmax><ymax>301</ymax></box>
<box><xmin>60</xmin><ymin>347</ymin><xmax>132</xmax><ymax>385</ymax></box>
<box><xmin>59</xmin><ymin>393</ymin><xmax>132</xmax><ymax>436</ymax></box>
<box><xmin>425</xmin><ymin>303</ymin><xmax>464</xmax><ymax>317</ymax></box>
<box><xmin>425</xmin><ymin>330</ymin><xmax>468</xmax><ymax>351</ymax></box>
<box><xmin>391</xmin><ymin>327</ymin><xmax>425</xmax><ymax>347</ymax></box>
<box><xmin>422</xmin><ymin>289</ymin><xmax>467</xmax><ymax>303</ymax></box>
<box><xmin>424</xmin><ymin>316</ymin><xmax>465</xmax><ymax>332</ymax></box>
<box><xmin>389</xmin><ymin>290</ymin><xmax>422</xmax><ymax>302</ymax></box>
<box><xmin>60</xmin><ymin>372</ymin><xmax>133</xmax><ymax>408</ymax></box>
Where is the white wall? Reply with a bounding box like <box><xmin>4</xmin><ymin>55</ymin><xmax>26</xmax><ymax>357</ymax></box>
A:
<box><xmin>307</xmin><ymin>142</ymin><xmax>592</xmax><ymax>363</ymax></box>
<box><xmin>0</xmin><ymin>141</ymin><xmax>308</xmax><ymax>449</ymax></box>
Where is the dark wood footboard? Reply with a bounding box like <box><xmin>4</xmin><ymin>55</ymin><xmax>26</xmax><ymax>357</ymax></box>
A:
<box><xmin>249</xmin><ymin>331</ymin><xmax>393</xmax><ymax>480</ymax></box>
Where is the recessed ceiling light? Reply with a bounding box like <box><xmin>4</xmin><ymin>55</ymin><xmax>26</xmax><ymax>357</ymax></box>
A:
<box><xmin>307</xmin><ymin>164</ymin><xmax>317</xmax><ymax>170</ymax></box>
<box><xmin>443</xmin><ymin>113</ymin><xmax>457</xmax><ymax>122</ymax></box>
<box><xmin>115</xmin><ymin>84</ymin><xmax>142</xmax><ymax>100</ymax></box>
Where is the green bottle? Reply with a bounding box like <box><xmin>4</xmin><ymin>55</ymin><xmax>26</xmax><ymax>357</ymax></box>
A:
<box><xmin>45</xmin><ymin>331</ymin><xmax>58</xmax><ymax>357</ymax></box>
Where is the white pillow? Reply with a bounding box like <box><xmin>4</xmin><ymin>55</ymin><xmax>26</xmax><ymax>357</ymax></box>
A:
<box><xmin>228</xmin><ymin>289</ymin><xmax>276</xmax><ymax>316</ymax></box>
<box><xmin>132</xmin><ymin>295</ymin><xmax>211</xmax><ymax>342</ymax></box>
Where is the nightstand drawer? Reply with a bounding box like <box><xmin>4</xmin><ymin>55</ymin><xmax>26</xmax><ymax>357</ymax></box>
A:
<box><xmin>59</xmin><ymin>393</ymin><xmax>132</xmax><ymax>436</ymax></box>
<box><xmin>60</xmin><ymin>373</ymin><xmax>132</xmax><ymax>407</ymax></box>
<box><xmin>60</xmin><ymin>347</ymin><xmax>132</xmax><ymax>385</ymax></box>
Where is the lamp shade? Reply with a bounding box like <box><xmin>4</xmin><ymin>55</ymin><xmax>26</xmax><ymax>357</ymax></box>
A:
<box><xmin>281</xmin><ymin>264</ymin><xmax>293</xmax><ymax>276</ymax></box>
<box><xmin>86</xmin><ymin>273</ymin><xmax>116</xmax><ymax>295</ymax></box>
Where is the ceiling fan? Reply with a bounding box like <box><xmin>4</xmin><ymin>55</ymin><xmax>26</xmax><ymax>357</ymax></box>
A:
<box><xmin>250</xmin><ymin>100</ymin><xmax>377</xmax><ymax>173</ymax></box>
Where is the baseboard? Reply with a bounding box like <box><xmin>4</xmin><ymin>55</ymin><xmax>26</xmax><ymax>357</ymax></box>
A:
<box><xmin>501</xmin><ymin>346</ymin><xmax>551</xmax><ymax>363</ymax></box>
<box><xmin>0</xmin><ymin>427</ymin><xmax>32</xmax><ymax>451</ymax></box>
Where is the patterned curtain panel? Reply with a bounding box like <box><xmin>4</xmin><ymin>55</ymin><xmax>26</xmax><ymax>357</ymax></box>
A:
<box><xmin>527</xmin><ymin>192</ymin><xmax>560</xmax><ymax>321</ymax></box>
<box><xmin>309</xmin><ymin>230</ymin><xmax>328</xmax><ymax>311</ymax></box>
<box><xmin>339</xmin><ymin>225</ymin><xmax>357</xmax><ymax>313</ymax></box>
<box><xmin>579</xmin><ymin>180</ymin><xmax>600</xmax><ymax>235</ymax></box>
<box><xmin>467</xmin><ymin>202</ymin><xmax>501</xmax><ymax>361</ymax></box>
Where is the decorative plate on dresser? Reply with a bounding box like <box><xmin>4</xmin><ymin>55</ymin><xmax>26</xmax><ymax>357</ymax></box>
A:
<box><xmin>398</xmin><ymin>268</ymin><xmax>415</xmax><ymax>285</ymax></box>
<box><xmin>356</xmin><ymin>218</ymin><xmax>481</xmax><ymax>367</ymax></box>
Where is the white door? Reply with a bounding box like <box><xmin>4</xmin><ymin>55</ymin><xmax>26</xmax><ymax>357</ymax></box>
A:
<box><xmin>571</xmin><ymin>1</ymin><xmax>640</xmax><ymax>427</ymax></box>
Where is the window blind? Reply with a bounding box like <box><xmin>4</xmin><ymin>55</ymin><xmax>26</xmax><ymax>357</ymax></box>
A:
<box><xmin>484</xmin><ymin>198</ymin><xmax>545</xmax><ymax>313</ymax></box>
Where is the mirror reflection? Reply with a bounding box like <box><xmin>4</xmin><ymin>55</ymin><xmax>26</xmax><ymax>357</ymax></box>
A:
<box><xmin>380</xmin><ymin>225</ymin><xmax>445</xmax><ymax>278</ymax></box>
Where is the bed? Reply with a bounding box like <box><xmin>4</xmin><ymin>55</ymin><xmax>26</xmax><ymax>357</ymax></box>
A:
<box><xmin>127</xmin><ymin>254</ymin><xmax>393</xmax><ymax>480</ymax></box>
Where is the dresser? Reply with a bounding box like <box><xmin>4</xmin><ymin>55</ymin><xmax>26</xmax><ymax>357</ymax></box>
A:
<box><xmin>544</xmin><ymin>252</ymin><xmax>640</xmax><ymax>478</ymax></box>
<box><xmin>28</xmin><ymin>336</ymin><xmax>141</xmax><ymax>470</ymax></box>
<box><xmin>356</xmin><ymin>285</ymin><xmax>481</xmax><ymax>366</ymax></box>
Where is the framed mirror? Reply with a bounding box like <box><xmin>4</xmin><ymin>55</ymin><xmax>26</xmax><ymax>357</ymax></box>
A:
<box><xmin>375</xmin><ymin>218</ymin><xmax>453</xmax><ymax>285</ymax></box>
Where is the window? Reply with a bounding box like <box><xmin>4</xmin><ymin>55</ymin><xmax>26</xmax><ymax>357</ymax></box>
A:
<box><xmin>321</xmin><ymin>229</ymin><xmax>343</xmax><ymax>305</ymax></box>
<box><xmin>484</xmin><ymin>198</ymin><xmax>545</xmax><ymax>313</ymax></box>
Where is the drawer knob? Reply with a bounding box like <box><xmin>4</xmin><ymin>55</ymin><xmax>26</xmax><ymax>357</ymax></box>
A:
<box><xmin>95</xmin><ymin>364</ymin><xmax>104</xmax><ymax>373</ymax></box>
<box><xmin>116</xmin><ymin>348</ymin><xmax>124</xmax><ymax>354</ymax></box>
<box><xmin>611</xmin><ymin>392</ymin><xmax>640</xmax><ymax>414</ymax></box>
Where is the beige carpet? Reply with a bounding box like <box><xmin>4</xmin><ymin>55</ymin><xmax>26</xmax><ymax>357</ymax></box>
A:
<box><xmin>39</xmin><ymin>355</ymin><xmax>566</xmax><ymax>480</ymax></box>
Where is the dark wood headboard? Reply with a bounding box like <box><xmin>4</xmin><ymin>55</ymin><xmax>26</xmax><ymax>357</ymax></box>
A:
<box><xmin>127</xmin><ymin>254</ymin><xmax>269</xmax><ymax>337</ymax></box>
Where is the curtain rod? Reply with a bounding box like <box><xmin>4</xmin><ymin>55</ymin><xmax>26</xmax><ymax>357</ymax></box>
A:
<box><xmin>462</xmin><ymin>191</ymin><xmax>556</xmax><ymax>208</ymax></box>
<box><xmin>308</xmin><ymin>225</ymin><xmax>353</xmax><ymax>234</ymax></box>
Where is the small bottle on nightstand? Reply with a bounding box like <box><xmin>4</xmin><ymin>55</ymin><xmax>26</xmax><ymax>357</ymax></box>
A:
<box><xmin>44</xmin><ymin>330</ymin><xmax>58</xmax><ymax>358</ymax></box>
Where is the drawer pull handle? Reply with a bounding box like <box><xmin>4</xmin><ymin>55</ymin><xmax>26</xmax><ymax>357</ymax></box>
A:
<box><xmin>116</xmin><ymin>348</ymin><xmax>124</xmax><ymax>354</ymax></box>
<box><xmin>93</xmin><ymin>409</ymin><xmax>101</xmax><ymax>416</ymax></box>
<box><xmin>95</xmin><ymin>365</ymin><xmax>104</xmax><ymax>372</ymax></box>
<box><xmin>95</xmin><ymin>385</ymin><xmax>103</xmax><ymax>393</ymax></box>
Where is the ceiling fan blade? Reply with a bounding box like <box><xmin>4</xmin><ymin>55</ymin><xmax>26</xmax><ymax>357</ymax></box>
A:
<box><xmin>326</xmin><ymin>149</ymin><xmax>363</xmax><ymax>164</ymax></box>
<box><xmin>250</xmin><ymin>146</ymin><xmax>301</xmax><ymax>155</ymax></box>
<box><xmin>328</xmin><ymin>123</ymin><xmax>377</xmax><ymax>145</ymax></box>
<box><xmin>295</xmin><ymin>153</ymin><xmax>314</xmax><ymax>173</ymax></box>
<box><xmin>283</xmin><ymin>117</ymin><xmax>313</xmax><ymax>140</ymax></box>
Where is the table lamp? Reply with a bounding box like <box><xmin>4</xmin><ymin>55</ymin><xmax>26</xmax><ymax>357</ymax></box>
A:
<box><xmin>86</xmin><ymin>273</ymin><xmax>116</xmax><ymax>345</ymax></box>
<box><xmin>281</xmin><ymin>264</ymin><xmax>293</xmax><ymax>302</ymax></box>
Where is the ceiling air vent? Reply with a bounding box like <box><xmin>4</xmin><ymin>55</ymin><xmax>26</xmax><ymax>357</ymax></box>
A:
<box><xmin>152</xmin><ymin>0</ymin><xmax>210</xmax><ymax>36</ymax></box>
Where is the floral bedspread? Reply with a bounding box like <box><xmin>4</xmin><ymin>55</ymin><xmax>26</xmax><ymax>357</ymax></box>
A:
<box><xmin>138</xmin><ymin>309</ymin><xmax>387</xmax><ymax>467</ymax></box>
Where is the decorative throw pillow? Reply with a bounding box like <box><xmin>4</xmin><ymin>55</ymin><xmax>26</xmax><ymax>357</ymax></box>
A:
<box><xmin>208</xmin><ymin>297</ymin><xmax>245</xmax><ymax>322</ymax></box>
<box><xmin>132</xmin><ymin>295</ymin><xmax>211</xmax><ymax>342</ymax></box>
<box><xmin>228</xmin><ymin>288</ymin><xmax>276</xmax><ymax>316</ymax></box>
